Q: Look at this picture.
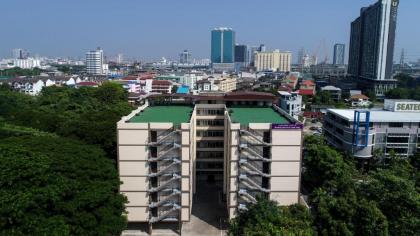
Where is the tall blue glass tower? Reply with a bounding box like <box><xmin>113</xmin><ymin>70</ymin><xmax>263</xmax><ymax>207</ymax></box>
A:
<box><xmin>211</xmin><ymin>28</ymin><xmax>235</xmax><ymax>63</ymax></box>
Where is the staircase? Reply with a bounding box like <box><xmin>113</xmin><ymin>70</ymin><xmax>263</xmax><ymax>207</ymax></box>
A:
<box><xmin>149</xmin><ymin>203</ymin><xmax>181</xmax><ymax>223</ymax></box>
<box><xmin>148</xmin><ymin>159</ymin><xmax>181</xmax><ymax>178</ymax></box>
<box><xmin>239</xmin><ymin>159</ymin><xmax>271</xmax><ymax>178</ymax></box>
<box><xmin>149</xmin><ymin>189</ymin><xmax>181</xmax><ymax>208</ymax></box>
<box><xmin>148</xmin><ymin>173</ymin><xmax>181</xmax><ymax>193</ymax></box>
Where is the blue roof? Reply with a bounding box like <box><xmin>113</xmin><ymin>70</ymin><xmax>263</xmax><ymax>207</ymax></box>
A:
<box><xmin>176</xmin><ymin>86</ymin><xmax>189</xmax><ymax>94</ymax></box>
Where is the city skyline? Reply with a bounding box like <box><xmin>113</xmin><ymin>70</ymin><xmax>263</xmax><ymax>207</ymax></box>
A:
<box><xmin>1</xmin><ymin>0</ymin><xmax>420</xmax><ymax>63</ymax></box>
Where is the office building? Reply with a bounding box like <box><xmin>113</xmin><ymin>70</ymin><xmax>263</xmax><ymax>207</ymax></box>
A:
<box><xmin>179</xmin><ymin>50</ymin><xmax>192</xmax><ymax>64</ymax></box>
<box><xmin>348</xmin><ymin>0</ymin><xmax>400</xmax><ymax>97</ymax></box>
<box><xmin>117</xmin><ymin>54</ymin><xmax>124</xmax><ymax>64</ymax></box>
<box><xmin>278</xmin><ymin>91</ymin><xmax>303</xmax><ymax>119</ymax></box>
<box><xmin>333</xmin><ymin>44</ymin><xmax>345</xmax><ymax>65</ymax></box>
<box><xmin>234</xmin><ymin>44</ymin><xmax>248</xmax><ymax>67</ymax></box>
<box><xmin>323</xmin><ymin>99</ymin><xmax>420</xmax><ymax>159</ymax></box>
<box><xmin>117</xmin><ymin>92</ymin><xmax>303</xmax><ymax>233</ymax></box>
<box><xmin>248</xmin><ymin>46</ymin><xmax>259</xmax><ymax>68</ymax></box>
<box><xmin>211</xmin><ymin>27</ymin><xmax>235</xmax><ymax>71</ymax></box>
<box><xmin>254</xmin><ymin>50</ymin><xmax>292</xmax><ymax>72</ymax></box>
<box><xmin>297</xmin><ymin>48</ymin><xmax>305</xmax><ymax>65</ymax></box>
<box><xmin>12</xmin><ymin>48</ymin><xmax>28</xmax><ymax>59</ymax></box>
<box><xmin>86</xmin><ymin>47</ymin><xmax>108</xmax><ymax>75</ymax></box>
<box><xmin>259</xmin><ymin>44</ymin><xmax>266</xmax><ymax>53</ymax></box>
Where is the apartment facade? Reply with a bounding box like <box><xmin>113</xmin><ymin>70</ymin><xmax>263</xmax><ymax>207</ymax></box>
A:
<box><xmin>323</xmin><ymin>99</ymin><xmax>420</xmax><ymax>159</ymax></box>
<box><xmin>333</xmin><ymin>43</ymin><xmax>345</xmax><ymax>65</ymax></box>
<box><xmin>86</xmin><ymin>47</ymin><xmax>108</xmax><ymax>75</ymax></box>
<box><xmin>348</xmin><ymin>0</ymin><xmax>400</xmax><ymax>97</ymax></box>
<box><xmin>278</xmin><ymin>91</ymin><xmax>303</xmax><ymax>119</ymax></box>
<box><xmin>117</xmin><ymin>92</ymin><xmax>303</xmax><ymax>233</ymax></box>
<box><xmin>254</xmin><ymin>50</ymin><xmax>291</xmax><ymax>72</ymax></box>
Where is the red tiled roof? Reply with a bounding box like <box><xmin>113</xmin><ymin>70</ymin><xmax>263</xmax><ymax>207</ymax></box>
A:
<box><xmin>121</xmin><ymin>76</ymin><xmax>138</xmax><ymax>81</ymax></box>
<box><xmin>139</xmin><ymin>75</ymin><xmax>154</xmax><ymax>80</ymax></box>
<box><xmin>77</xmin><ymin>81</ymin><xmax>98</xmax><ymax>86</ymax></box>
<box><xmin>152</xmin><ymin>80</ymin><xmax>172</xmax><ymax>86</ymax></box>
<box><xmin>301</xmin><ymin>80</ymin><xmax>315</xmax><ymax>86</ymax></box>
<box><xmin>224</xmin><ymin>91</ymin><xmax>276</xmax><ymax>101</ymax></box>
<box><xmin>351</xmin><ymin>94</ymin><xmax>369</xmax><ymax>100</ymax></box>
<box><xmin>298</xmin><ymin>89</ymin><xmax>315</xmax><ymax>96</ymax></box>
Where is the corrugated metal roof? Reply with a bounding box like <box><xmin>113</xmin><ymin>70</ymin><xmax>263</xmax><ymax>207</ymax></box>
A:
<box><xmin>328</xmin><ymin>109</ymin><xmax>420</xmax><ymax>123</ymax></box>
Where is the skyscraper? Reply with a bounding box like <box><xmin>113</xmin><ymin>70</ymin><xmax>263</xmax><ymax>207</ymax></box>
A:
<box><xmin>234</xmin><ymin>44</ymin><xmax>248</xmax><ymax>66</ymax></box>
<box><xmin>348</xmin><ymin>0</ymin><xmax>399</xmax><ymax>97</ymax></box>
<box><xmin>248</xmin><ymin>46</ymin><xmax>260</xmax><ymax>67</ymax></box>
<box><xmin>333</xmin><ymin>44</ymin><xmax>345</xmax><ymax>65</ymax></box>
<box><xmin>12</xmin><ymin>48</ymin><xmax>28</xmax><ymax>59</ymax></box>
<box><xmin>211</xmin><ymin>27</ymin><xmax>235</xmax><ymax>64</ymax></box>
<box><xmin>86</xmin><ymin>47</ymin><xmax>108</xmax><ymax>75</ymax></box>
<box><xmin>179</xmin><ymin>50</ymin><xmax>192</xmax><ymax>64</ymax></box>
<box><xmin>297</xmin><ymin>48</ymin><xmax>305</xmax><ymax>65</ymax></box>
<box><xmin>259</xmin><ymin>44</ymin><xmax>266</xmax><ymax>52</ymax></box>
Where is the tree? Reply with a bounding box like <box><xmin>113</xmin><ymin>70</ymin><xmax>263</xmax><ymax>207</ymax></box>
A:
<box><xmin>303</xmin><ymin>142</ymin><xmax>354</xmax><ymax>191</ymax></box>
<box><xmin>310</xmin><ymin>188</ymin><xmax>356</xmax><ymax>236</ymax></box>
<box><xmin>171</xmin><ymin>85</ymin><xmax>178</xmax><ymax>94</ymax></box>
<box><xmin>359</xmin><ymin>167</ymin><xmax>420</xmax><ymax>235</ymax></box>
<box><xmin>394</xmin><ymin>73</ymin><xmax>418</xmax><ymax>88</ymax></box>
<box><xmin>0</xmin><ymin>84</ymin><xmax>132</xmax><ymax>158</ymax></box>
<box><xmin>0</xmin><ymin>135</ymin><xmax>127</xmax><ymax>235</ymax></box>
<box><xmin>229</xmin><ymin>197</ymin><xmax>315</xmax><ymax>236</ymax></box>
<box><xmin>313</xmin><ymin>91</ymin><xmax>335</xmax><ymax>105</ymax></box>
<box><xmin>353</xmin><ymin>200</ymin><xmax>389</xmax><ymax>236</ymax></box>
<box><xmin>0</xmin><ymin>67</ymin><xmax>44</xmax><ymax>76</ymax></box>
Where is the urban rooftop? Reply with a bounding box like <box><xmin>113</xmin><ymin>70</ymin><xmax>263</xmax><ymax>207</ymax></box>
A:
<box><xmin>128</xmin><ymin>104</ymin><xmax>291</xmax><ymax>125</ymax></box>
<box><xmin>129</xmin><ymin>105</ymin><xmax>193</xmax><ymax>125</ymax></box>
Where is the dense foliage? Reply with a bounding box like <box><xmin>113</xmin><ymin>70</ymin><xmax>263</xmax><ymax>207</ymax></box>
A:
<box><xmin>0</xmin><ymin>83</ymin><xmax>131</xmax><ymax>235</ymax></box>
<box><xmin>229</xmin><ymin>197</ymin><xmax>315</xmax><ymax>236</ymax></box>
<box><xmin>53</xmin><ymin>64</ymin><xmax>86</xmax><ymax>74</ymax></box>
<box><xmin>304</xmin><ymin>136</ymin><xmax>420</xmax><ymax>236</ymax></box>
<box><xmin>385</xmin><ymin>73</ymin><xmax>420</xmax><ymax>100</ymax></box>
<box><xmin>0</xmin><ymin>134</ymin><xmax>127</xmax><ymax>235</ymax></box>
<box><xmin>0</xmin><ymin>67</ymin><xmax>44</xmax><ymax>76</ymax></box>
<box><xmin>0</xmin><ymin>82</ymin><xmax>132</xmax><ymax>157</ymax></box>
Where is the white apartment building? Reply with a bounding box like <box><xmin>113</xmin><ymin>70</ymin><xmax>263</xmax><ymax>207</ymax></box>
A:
<box><xmin>278</xmin><ymin>91</ymin><xmax>303</xmax><ymax>119</ymax></box>
<box><xmin>117</xmin><ymin>92</ymin><xmax>303</xmax><ymax>234</ymax></box>
<box><xmin>13</xmin><ymin>58</ymin><xmax>41</xmax><ymax>69</ymax></box>
<box><xmin>254</xmin><ymin>50</ymin><xmax>291</xmax><ymax>72</ymax></box>
<box><xmin>86</xmin><ymin>47</ymin><xmax>108</xmax><ymax>75</ymax></box>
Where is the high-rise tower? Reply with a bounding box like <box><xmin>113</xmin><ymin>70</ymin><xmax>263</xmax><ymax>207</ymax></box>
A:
<box><xmin>348</xmin><ymin>0</ymin><xmax>399</xmax><ymax>97</ymax></box>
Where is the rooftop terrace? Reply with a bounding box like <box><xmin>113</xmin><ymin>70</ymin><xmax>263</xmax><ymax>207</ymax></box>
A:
<box><xmin>229</xmin><ymin>106</ymin><xmax>290</xmax><ymax>125</ymax></box>
<box><xmin>129</xmin><ymin>106</ymin><xmax>193</xmax><ymax>125</ymax></box>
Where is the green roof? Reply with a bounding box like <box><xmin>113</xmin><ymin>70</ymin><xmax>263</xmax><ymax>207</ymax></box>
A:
<box><xmin>129</xmin><ymin>106</ymin><xmax>193</xmax><ymax>125</ymax></box>
<box><xmin>229</xmin><ymin>106</ymin><xmax>290</xmax><ymax>125</ymax></box>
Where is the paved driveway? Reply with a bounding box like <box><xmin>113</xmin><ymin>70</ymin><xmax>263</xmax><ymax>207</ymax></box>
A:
<box><xmin>182</xmin><ymin>181</ymin><xmax>228</xmax><ymax>236</ymax></box>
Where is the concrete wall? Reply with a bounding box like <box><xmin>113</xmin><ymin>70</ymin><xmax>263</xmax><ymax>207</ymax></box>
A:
<box><xmin>269</xmin><ymin>128</ymin><xmax>302</xmax><ymax>205</ymax></box>
<box><xmin>118</xmin><ymin>122</ymin><xmax>151</xmax><ymax>222</ymax></box>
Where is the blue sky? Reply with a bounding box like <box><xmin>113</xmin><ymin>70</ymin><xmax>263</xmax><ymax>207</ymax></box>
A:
<box><xmin>1</xmin><ymin>0</ymin><xmax>419</xmax><ymax>63</ymax></box>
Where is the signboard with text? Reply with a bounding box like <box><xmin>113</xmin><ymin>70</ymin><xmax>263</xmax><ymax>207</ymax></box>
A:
<box><xmin>394</xmin><ymin>102</ymin><xmax>420</xmax><ymax>112</ymax></box>
<box><xmin>271</xmin><ymin>123</ymin><xmax>303</xmax><ymax>130</ymax></box>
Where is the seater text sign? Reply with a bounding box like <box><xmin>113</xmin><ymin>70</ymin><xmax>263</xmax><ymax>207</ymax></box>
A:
<box><xmin>395</xmin><ymin>102</ymin><xmax>420</xmax><ymax>112</ymax></box>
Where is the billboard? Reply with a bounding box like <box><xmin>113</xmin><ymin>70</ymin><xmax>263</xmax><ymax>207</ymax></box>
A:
<box><xmin>271</xmin><ymin>123</ymin><xmax>303</xmax><ymax>130</ymax></box>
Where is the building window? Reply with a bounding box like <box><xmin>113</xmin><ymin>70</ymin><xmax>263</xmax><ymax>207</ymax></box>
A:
<box><xmin>389</xmin><ymin>122</ymin><xmax>403</xmax><ymax>128</ymax></box>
